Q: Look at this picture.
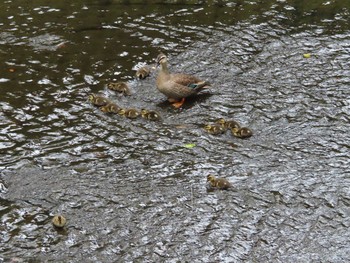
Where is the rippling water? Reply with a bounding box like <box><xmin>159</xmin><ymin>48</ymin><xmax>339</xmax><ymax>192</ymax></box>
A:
<box><xmin>1</xmin><ymin>1</ymin><xmax>350</xmax><ymax>262</ymax></box>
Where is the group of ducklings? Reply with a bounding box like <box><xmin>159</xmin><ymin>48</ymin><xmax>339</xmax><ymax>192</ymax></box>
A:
<box><xmin>204</xmin><ymin>118</ymin><xmax>253</xmax><ymax>139</ymax></box>
<box><xmin>89</xmin><ymin>93</ymin><xmax>161</xmax><ymax>121</ymax></box>
<box><xmin>105</xmin><ymin>64</ymin><xmax>154</xmax><ymax>96</ymax></box>
<box><xmin>87</xmin><ymin>61</ymin><xmax>159</xmax><ymax>121</ymax></box>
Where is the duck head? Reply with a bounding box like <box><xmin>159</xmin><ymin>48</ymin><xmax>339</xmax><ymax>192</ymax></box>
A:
<box><xmin>141</xmin><ymin>109</ymin><xmax>148</xmax><ymax>116</ymax></box>
<box><xmin>156</xmin><ymin>53</ymin><xmax>167</xmax><ymax>65</ymax></box>
<box><xmin>88</xmin><ymin>93</ymin><xmax>95</xmax><ymax>102</ymax></box>
<box><xmin>216</xmin><ymin>118</ymin><xmax>226</xmax><ymax>126</ymax></box>
<box><xmin>207</xmin><ymin>174</ymin><xmax>216</xmax><ymax>183</ymax></box>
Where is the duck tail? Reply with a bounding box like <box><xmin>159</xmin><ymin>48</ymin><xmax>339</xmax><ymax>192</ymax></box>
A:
<box><xmin>187</xmin><ymin>81</ymin><xmax>211</xmax><ymax>91</ymax></box>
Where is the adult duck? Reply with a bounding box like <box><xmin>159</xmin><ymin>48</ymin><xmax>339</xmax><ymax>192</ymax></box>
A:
<box><xmin>156</xmin><ymin>53</ymin><xmax>211</xmax><ymax>108</ymax></box>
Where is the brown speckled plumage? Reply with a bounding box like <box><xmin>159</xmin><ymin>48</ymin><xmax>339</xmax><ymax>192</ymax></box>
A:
<box><xmin>207</xmin><ymin>174</ymin><xmax>232</xmax><ymax>190</ymax></box>
<box><xmin>156</xmin><ymin>54</ymin><xmax>210</xmax><ymax>101</ymax></box>
<box><xmin>231</xmin><ymin>127</ymin><xmax>253</xmax><ymax>138</ymax></box>
<box><xmin>107</xmin><ymin>82</ymin><xmax>131</xmax><ymax>95</ymax></box>
<box><xmin>88</xmin><ymin>94</ymin><xmax>111</xmax><ymax>106</ymax></box>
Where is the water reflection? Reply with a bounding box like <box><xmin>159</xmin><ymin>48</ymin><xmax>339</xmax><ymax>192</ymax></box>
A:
<box><xmin>1</xmin><ymin>0</ymin><xmax>350</xmax><ymax>262</ymax></box>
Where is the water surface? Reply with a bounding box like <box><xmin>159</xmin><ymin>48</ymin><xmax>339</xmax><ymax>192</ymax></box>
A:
<box><xmin>1</xmin><ymin>1</ymin><xmax>350</xmax><ymax>262</ymax></box>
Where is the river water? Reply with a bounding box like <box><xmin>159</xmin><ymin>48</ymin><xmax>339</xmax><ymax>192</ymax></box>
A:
<box><xmin>1</xmin><ymin>0</ymin><xmax>350</xmax><ymax>262</ymax></box>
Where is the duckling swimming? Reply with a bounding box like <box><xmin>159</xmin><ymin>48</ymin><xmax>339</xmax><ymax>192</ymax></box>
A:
<box><xmin>204</xmin><ymin>124</ymin><xmax>225</xmax><ymax>135</ymax></box>
<box><xmin>216</xmin><ymin>118</ymin><xmax>240</xmax><ymax>130</ymax></box>
<box><xmin>207</xmin><ymin>174</ymin><xmax>232</xmax><ymax>190</ymax></box>
<box><xmin>118</xmin><ymin>108</ymin><xmax>140</xmax><ymax>119</ymax></box>
<box><xmin>88</xmin><ymin>93</ymin><xmax>111</xmax><ymax>106</ymax></box>
<box><xmin>100</xmin><ymin>103</ymin><xmax>121</xmax><ymax>114</ymax></box>
<box><xmin>231</xmin><ymin>127</ymin><xmax>253</xmax><ymax>138</ymax></box>
<box><xmin>141</xmin><ymin>109</ymin><xmax>161</xmax><ymax>121</ymax></box>
<box><xmin>52</xmin><ymin>215</ymin><xmax>66</xmax><ymax>228</ymax></box>
<box><xmin>107</xmin><ymin>82</ymin><xmax>131</xmax><ymax>95</ymax></box>
<box><xmin>135</xmin><ymin>65</ymin><xmax>153</xmax><ymax>79</ymax></box>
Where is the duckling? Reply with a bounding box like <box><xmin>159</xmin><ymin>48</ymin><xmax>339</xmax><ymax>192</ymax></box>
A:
<box><xmin>52</xmin><ymin>215</ymin><xmax>66</xmax><ymax>228</ymax></box>
<box><xmin>88</xmin><ymin>93</ymin><xmax>111</xmax><ymax>106</ymax></box>
<box><xmin>207</xmin><ymin>174</ymin><xmax>232</xmax><ymax>190</ymax></box>
<box><xmin>156</xmin><ymin>53</ymin><xmax>211</xmax><ymax>108</ymax></box>
<box><xmin>100</xmin><ymin>103</ymin><xmax>121</xmax><ymax>114</ymax></box>
<box><xmin>204</xmin><ymin>124</ymin><xmax>225</xmax><ymax>135</ymax></box>
<box><xmin>216</xmin><ymin>118</ymin><xmax>240</xmax><ymax>130</ymax></box>
<box><xmin>135</xmin><ymin>65</ymin><xmax>152</xmax><ymax>79</ymax></box>
<box><xmin>107</xmin><ymin>82</ymin><xmax>131</xmax><ymax>95</ymax></box>
<box><xmin>118</xmin><ymin>108</ymin><xmax>140</xmax><ymax>119</ymax></box>
<box><xmin>140</xmin><ymin>109</ymin><xmax>161</xmax><ymax>121</ymax></box>
<box><xmin>231</xmin><ymin>127</ymin><xmax>253</xmax><ymax>138</ymax></box>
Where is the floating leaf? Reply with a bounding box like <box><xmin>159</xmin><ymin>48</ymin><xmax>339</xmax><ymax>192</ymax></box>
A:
<box><xmin>183</xmin><ymin>143</ymin><xmax>196</xmax><ymax>149</ymax></box>
<box><xmin>303</xmin><ymin>53</ymin><xmax>311</xmax><ymax>58</ymax></box>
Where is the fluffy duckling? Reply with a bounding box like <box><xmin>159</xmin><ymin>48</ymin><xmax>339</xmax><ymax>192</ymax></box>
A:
<box><xmin>135</xmin><ymin>65</ymin><xmax>153</xmax><ymax>79</ymax></box>
<box><xmin>88</xmin><ymin>93</ymin><xmax>111</xmax><ymax>106</ymax></box>
<box><xmin>52</xmin><ymin>215</ymin><xmax>66</xmax><ymax>228</ymax></box>
<box><xmin>231</xmin><ymin>127</ymin><xmax>253</xmax><ymax>138</ymax></box>
<box><xmin>204</xmin><ymin>124</ymin><xmax>225</xmax><ymax>135</ymax></box>
<box><xmin>207</xmin><ymin>174</ymin><xmax>232</xmax><ymax>190</ymax></box>
<box><xmin>141</xmin><ymin>109</ymin><xmax>161</xmax><ymax>121</ymax></box>
<box><xmin>100</xmin><ymin>103</ymin><xmax>121</xmax><ymax>114</ymax></box>
<box><xmin>216</xmin><ymin>118</ymin><xmax>240</xmax><ymax>130</ymax></box>
<box><xmin>118</xmin><ymin>108</ymin><xmax>140</xmax><ymax>119</ymax></box>
<box><xmin>156</xmin><ymin>53</ymin><xmax>211</xmax><ymax>108</ymax></box>
<box><xmin>107</xmin><ymin>82</ymin><xmax>131</xmax><ymax>95</ymax></box>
